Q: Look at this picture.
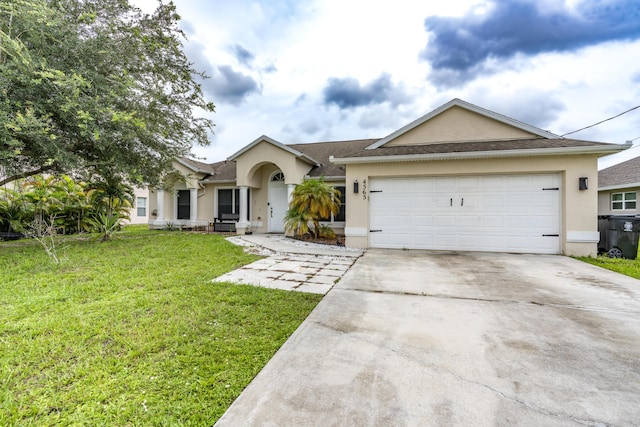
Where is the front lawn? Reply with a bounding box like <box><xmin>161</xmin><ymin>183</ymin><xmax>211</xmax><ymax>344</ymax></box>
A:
<box><xmin>578</xmin><ymin>247</ymin><xmax>640</xmax><ymax>280</ymax></box>
<box><xmin>0</xmin><ymin>227</ymin><xmax>322</xmax><ymax>425</ymax></box>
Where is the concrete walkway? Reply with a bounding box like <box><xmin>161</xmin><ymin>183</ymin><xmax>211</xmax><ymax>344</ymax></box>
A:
<box><xmin>213</xmin><ymin>234</ymin><xmax>363</xmax><ymax>294</ymax></box>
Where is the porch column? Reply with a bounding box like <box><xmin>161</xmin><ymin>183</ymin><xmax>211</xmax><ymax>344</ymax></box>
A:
<box><xmin>156</xmin><ymin>190</ymin><xmax>165</xmax><ymax>221</ymax></box>
<box><xmin>287</xmin><ymin>184</ymin><xmax>295</xmax><ymax>204</ymax></box>
<box><xmin>237</xmin><ymin>186</ymin><xmax>250</xmax><ymax>235</ymax></box>
<box><xmin>189</xmin><ymin>188</ymin><xmax>197</xmax><ymax>223</ymax></box>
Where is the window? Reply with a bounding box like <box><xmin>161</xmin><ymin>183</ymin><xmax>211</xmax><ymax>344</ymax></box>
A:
<box><xmin>177</xmin><ymin>190</ymin><xmax>190</xmax><ymax>219</ymax></box>
<box><xmin>217</xmin><ymin>188</ymin><xmax>250</xmax><ymax>220</ymax></box>
<box><xmin>611</xmin><ymin>192</ymin><xmax>637</xmax><ymax>210</ymax></box>
<box><xmin>320</xmin><ymin>186</ymin><xmax>346</xmax><ymax>222</ymax></box>
<box><xmin>136</xmin><ymin>197</ymin><xmax>147</xmax><ymax>217</ymax></box>
<box><xmin>335</xmin><ymin>186</ymin><xmax>346</xmax><ymax>222</ymax></box>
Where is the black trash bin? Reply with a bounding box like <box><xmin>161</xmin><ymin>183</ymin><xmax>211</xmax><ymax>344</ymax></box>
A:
<box><xmin>600</xmin><ymin>216</ymin><xmax>640</xmax><ymax>259</ymax></box>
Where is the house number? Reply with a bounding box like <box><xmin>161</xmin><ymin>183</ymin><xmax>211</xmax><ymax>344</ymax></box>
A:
<box><xmin>362</xmin><ymin>179</ymin><xmax>367</xmax><ymax>200</ymax></box>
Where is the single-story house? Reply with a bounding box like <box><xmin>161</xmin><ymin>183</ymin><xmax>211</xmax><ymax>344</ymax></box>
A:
<box><xmin>149</xmin><ymin>98</ymin><xmax>629</xmax><ymax>256</ymax></box>
<box><xmin>598</xmin><ymin>155</ymin><xmax>639</xmax><ymax>216</ymax></box>
<box><xmin>124</xmin><ymin>187</ymin><xmax>150</xmax><ymax>225</ymax></box>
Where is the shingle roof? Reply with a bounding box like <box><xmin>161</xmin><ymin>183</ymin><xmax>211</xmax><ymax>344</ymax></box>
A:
<box><xmin>193</xmin><ymin>139</ymin><xmax>377</xmax><ymax>182</ymax></box>
<box><xmin>336</xmin><ymin>138</ymin><xmax>620</xmax><ymax>160</ymax></box>
<box><xmin>177</xmin><ymin>157</ymin><xmax>217</xmax><ymax>174</ymax></box>
<box><xmin>599</xmin><ymin>155</ymin><xmax>640</xmax><ymax>188</ymax></box>
<box><xmin>183</xmin><ymin>137</ymin><xmax>623</xmax><ymax>183</ymax></box>
<box><xmin>203</xmin><ymin>160</ymin><xmax>237</xmax><ymax>182</ymax></box>
<box><xmin>288</xmin><ymin>139</ymin><xmax>377</xmax><ymax>177</ymax></box>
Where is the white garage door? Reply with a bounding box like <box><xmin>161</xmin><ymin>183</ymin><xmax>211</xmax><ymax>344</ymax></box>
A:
<box><xmin>369</xmin><ymin>174</ymin><xmax>561</xmax><ymax>254</ymax></box>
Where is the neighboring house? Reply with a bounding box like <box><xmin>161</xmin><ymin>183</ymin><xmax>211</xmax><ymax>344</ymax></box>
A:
<box><xmin>598</xmin><ymin>156</ymin><xmax>639</xmax><ymax>216</ymax></box>
<box><xmin>149</xmin><ymin>98</ymin><xmax>629</xmax><ymax>256</ymax></box>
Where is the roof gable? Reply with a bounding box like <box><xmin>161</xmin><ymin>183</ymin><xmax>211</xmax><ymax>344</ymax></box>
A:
<box><xmin>228</xmin><ymin>135</ymin><xmax>320</xmax><ymax>166</ymax></box>
<box><xmin>368</xmin><ymin>98</ymin><xmax>560</xmax><ymax>149</ymax></box>
<box><xmin>175</xmin><ymin>157</ymin><xmax>216</xmax><ymax>174</ymax></box>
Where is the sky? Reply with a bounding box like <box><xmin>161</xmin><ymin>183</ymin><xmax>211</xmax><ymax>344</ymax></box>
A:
<box><xmin>133</xmin><ymin>0</ymin><xmax>640</xmax><ymax>170</ymax></box>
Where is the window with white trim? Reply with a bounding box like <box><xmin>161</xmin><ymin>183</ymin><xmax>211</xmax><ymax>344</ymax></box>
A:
<box><xmin>136</xmin><ymin>197</ymin><xmax>147</xmax><ymax>217</ymax></box>
<box><xmin>217</xmin><ymin>188</ymin><xmax>250</xmax><ymax>220</ymax></box>
<box><xmin>611</xmin><ymin>192</ymin><xmax>636</xmax><ymax>210</ymax></box>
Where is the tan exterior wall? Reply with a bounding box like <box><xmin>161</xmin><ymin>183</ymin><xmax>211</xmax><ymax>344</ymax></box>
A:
<box><xmin>125</xmin><ymin>187</ymin><xmax>149</xmax><ymax>225</ymax></box>
<box><xmin>385</xmin><ymin>106</ymin><xmax>537</xmax><ymax>146</ymax></box>
<box><xmin>344</xmin><ymin>154</ymin><xmax>599</xmax><ymax>256</ymax></box>
<box><xmin>235</xmin><ymin>141</ymin><xmax>313</xmax><ymax>186</ymax></box>
<box><xmin>173</xmin><ymin>162</ymin><xmax>203</xmax><ymax>189</ymax></box>
<box><xmin>198</xmin><ymin>184</ymin><xmax>215</xmax><ymax>221</ymax></box>
<box><xmin>598</xmin><ymin>187</ymin><xmax>640</xmax><ymax>216</ymax></box>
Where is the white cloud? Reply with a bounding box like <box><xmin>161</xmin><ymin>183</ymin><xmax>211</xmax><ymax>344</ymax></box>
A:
<box><xmin>131</xmin><ymin>0</ymin><xmax>640</xmax><ymax>170</ymax></box>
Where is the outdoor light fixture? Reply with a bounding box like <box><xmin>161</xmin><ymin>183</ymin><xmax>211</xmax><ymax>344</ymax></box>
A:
<box><xmin>353</xmin><ymin>179</ymin><xmax>359</xmax><ymax>193</ymax></box>
<box><xmin>579</xmin><ymin>177</ymin><xmax>588</xmax><ymax>191</ymax></box>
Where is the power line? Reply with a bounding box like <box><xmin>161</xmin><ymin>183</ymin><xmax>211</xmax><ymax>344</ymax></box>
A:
<box><xmin>560</xmin><ymin>105</ymin><xmax>640</xmax><ymax>137</ymax></box>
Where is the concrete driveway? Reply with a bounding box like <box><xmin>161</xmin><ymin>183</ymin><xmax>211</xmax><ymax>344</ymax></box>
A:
<box><xmin>215</xmin><ymin>250</ymin><xmax>640</xmax><ymax>426</ymax></box>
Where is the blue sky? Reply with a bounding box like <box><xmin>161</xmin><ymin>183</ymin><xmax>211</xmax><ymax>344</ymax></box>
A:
<box><xmin>134</xmin><ymin>0</ymin><xmax>640</xmax><ymax>169</ymax></box>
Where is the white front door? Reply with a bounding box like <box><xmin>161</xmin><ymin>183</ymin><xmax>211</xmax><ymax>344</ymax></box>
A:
<box><xmin>369</xmin><ymin>173</ymin><xmax>561</xmax><ymax>254</ymax></box>
<box><xmin>268</xmin><ymin>172</ymin><xmax>288</xmax><ymax>233</ymax></box>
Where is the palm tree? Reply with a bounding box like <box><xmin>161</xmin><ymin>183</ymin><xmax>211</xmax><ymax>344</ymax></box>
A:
<box><xmin>285</xmin><ymin>178</ymin><xmax>341</xmax><ymax>238</ymax></box>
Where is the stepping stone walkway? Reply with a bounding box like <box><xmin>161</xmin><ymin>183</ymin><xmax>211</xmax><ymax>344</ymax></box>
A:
<box><xmin>213</xmin><ymin>254</ymin><xmax>359</xmax><ymax>294</ymax></box>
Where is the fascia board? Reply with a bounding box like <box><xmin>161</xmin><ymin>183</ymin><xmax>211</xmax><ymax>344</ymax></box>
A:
<box><xmin>598</xmin><ymin>182</ymin><xmax>640</xmax><ymax>191</ymax></box>
<box><xmin>199</xmin><ymin>179</ymin><xmax>237</xmax><ymax>184</ymax></box>
<box><xmin>303</xmin><ymin>175</ymin><xmax>345</xmax><ymax>181</ymax></box>
<box><xmin>332</xmin><ymin>143</ymin><xmax>631</xmax><ymax>165</ymax></box>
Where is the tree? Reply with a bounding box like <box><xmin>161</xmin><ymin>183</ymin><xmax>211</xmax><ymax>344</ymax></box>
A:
<box><xmin>0</xmin><ymin>0</ymin><xmax>214</xmax><ymax>188</ymax></box>
<box><xmin>285</xmin><ymin>178</ymin><xmax>341</xmax><ymax>238</ymax></box>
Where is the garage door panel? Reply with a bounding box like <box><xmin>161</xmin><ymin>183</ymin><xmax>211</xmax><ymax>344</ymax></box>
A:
<box><xmin>369</xmin><ymin>174</ymin><xmax>560</xmax><ymax>254</ymax></box>
<box><xmin>413</xmin><ymin>214</ymin><xmax>434</xmax><ymax>227</ymax></box>
<box><xmin>457</xmin><ymin>215</ymin><xmax>480</xmax><ymax>227</ymax></box>
<box><xmin>435</xmin><ymin>215</ymin><xmax>456</xmax><ymax>227</ymax></box>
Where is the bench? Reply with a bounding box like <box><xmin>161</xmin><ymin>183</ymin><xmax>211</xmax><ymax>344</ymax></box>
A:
<box><xmin>213</xmin><ymin>213</ymin><xmax>239</xmax><ymax>233</ymax></box>
<box><xmin>0</xmin><ymin>231</ymin><xmax>25</xmax><ymax>241</ymax></box>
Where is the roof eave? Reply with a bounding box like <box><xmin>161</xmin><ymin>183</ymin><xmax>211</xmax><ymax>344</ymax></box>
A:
<box><xmin>331</xmin><ymin>143</ymin><xmax>631</xmax><ymax>165</ymax></box>
<box><xmin>303</xmin><ymin>175</ymin><xmax>345</xmax><ymax>181</ymax></box>
<box><xmin>200</xmin><ymin>179</ymin><xmax>237</xmax><ymax>184</ymax></box>
<box><xmin>598</xmin><ymin>182</ymin><xmax>640</xmax><ymax>191</ymax></box>
<box><xmin>175</xmin><ymin>157</ymin><xmax>212</xmax><ymax>174</ymax></box>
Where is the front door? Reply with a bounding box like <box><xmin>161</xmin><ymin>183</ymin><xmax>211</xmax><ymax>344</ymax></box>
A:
<box><xmin>268</xmin><ymin>172</ymin><xmax>288</xmax><ymax>233</ymax></box>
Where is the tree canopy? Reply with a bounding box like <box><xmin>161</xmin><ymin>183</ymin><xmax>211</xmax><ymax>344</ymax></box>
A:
<box><xmin>0</xmin><ymin>0</ymin><xmax>215</xmax><ymax>187</ymax></box>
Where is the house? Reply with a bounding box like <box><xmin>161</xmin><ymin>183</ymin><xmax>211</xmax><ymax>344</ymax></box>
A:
<box><xmin>124</xmin><ymin>187</ymin><xmax>150</xmax><ymax>225</ymax></box>
<box><xmin>598</xmin><ymin>155</ymin><xmax>640</xmax><ymax>216</ymax></box>
<box><xmin>149</xmin><ymin>98</ymin><xmax>629</xmax><ymax>256</ymax></box>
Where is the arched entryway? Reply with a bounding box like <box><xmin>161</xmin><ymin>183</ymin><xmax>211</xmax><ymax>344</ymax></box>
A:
<box><xmin>268</xmin><ymin>171</ymin><xmax>288</xmax><ymax>232</ymax></box>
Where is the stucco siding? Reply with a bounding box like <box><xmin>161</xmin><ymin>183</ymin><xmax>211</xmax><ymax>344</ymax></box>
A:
<box><xmin>344</xmin><ymin>154</ymin><xmax>599</xmax><ymax>256</ymax></box>
<box><xmin>235</xmin><ymin>140</ymin><xmax>313</xmax><ymax>187</ymax></box>
<box><xmin>384</xmin><ymin>106</ymin><xmax>537</xmax><ymax>147</ymax></box>
<box><xmin>125</xmin><ymin>187</ymin><xmax>149</xmax><ymax>225</ymax></box>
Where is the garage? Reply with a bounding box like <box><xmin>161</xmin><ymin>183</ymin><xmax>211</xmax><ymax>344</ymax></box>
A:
<box><xmin>369</xmin><ymin>173</ymin><xmax>561</xmax><ymax>254</ymax></box>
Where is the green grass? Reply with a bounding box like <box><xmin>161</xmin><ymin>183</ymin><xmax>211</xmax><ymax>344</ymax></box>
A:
<box><xmin>0</xmin><ymin>226</ymin><xmax>322</xmax><ymax>425</ymax></box>
<box><xmin>577</xmin><ymin>247</ymin><xmax>640</xmax><ymax>280</ymax></box>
